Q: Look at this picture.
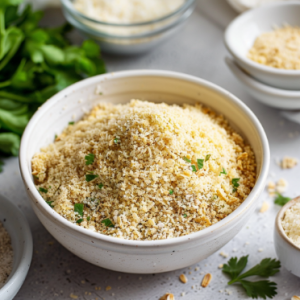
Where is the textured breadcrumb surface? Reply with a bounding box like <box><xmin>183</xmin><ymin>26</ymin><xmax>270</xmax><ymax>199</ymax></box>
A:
<box><xmin>248</xmin><ymin>26</ymin><xmax>300</xmax><ymax>70</ymax></box>
<box><xmin>282</xmin><ymin>202</ymin><xmax>300</xmax><ymax>248</ymax></box>
<box><xmin>32</xmin><ymin>100</ymin><xmax>256</xmax><ymax>241</ymax></box>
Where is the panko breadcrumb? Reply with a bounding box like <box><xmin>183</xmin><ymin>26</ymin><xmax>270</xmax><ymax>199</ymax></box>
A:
<box><xmin>32</xmin><ymin>100</ymin><xmax>256</xmax><ymax>241</ymax></box>
<box><xmin>282</xmin><ymin>202</ymin><xmax>300</xmax><ymax>248</ymax></box>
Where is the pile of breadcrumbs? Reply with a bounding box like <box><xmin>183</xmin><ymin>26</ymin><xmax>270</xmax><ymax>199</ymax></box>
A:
<box><xmin>248</xmin><ymin>26</ymin><xmax>300</xmax><ymax>70</ymax></box>
<box><xmin>32</xmin><ymin>100</ymin><xmax>256</xmax><ymax>240</ymax></box>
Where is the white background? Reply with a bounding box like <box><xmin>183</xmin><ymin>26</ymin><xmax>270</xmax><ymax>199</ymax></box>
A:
<box><xmin>1</xmin><ymin>0</ymin><xmax>300</xmax><ymax>299</ymax></box>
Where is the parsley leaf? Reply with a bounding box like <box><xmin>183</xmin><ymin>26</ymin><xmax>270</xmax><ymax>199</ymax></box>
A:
<box><xmin>98</xmin><ymin>183</ymin><xmax>103</xmax><ymax>189</ymax></box>
<box><xmin>101</xmin><ymin>218</ymin><xmax>114</xmax><ymax>228</ymax></box>
<box><xmin>223</xmin><ymin>256</ymin><xmax>280</xmax><ymax>299</ymax></box>
<box><xmin>0</xmin><ymin>160</ymin><xmax>4</xmax><ymax>172</ymax></box>
<box><xmin>85</xmin><ymin>153</ymin><xmax>94</xmax><ymax>165</ymax></box>
<box><xmin>205</xmin><ymin>154</ymin><xmax>211</xmax><ymax>161</ymax></box>
<box><xmin>191</xmin><ymin>165</ymin><xmax>197</xmax><ymax>172</ymax></box>
<box><xmin>183</xmin><ymin>214</ymin><xmax>187</xmax><ymax>218</ymax></box>
<box><xmin>68</xmin><ymin>121</ymin><xmax>74</xmax><ymax>125</ymax></box>
<box><xmin>74</xmin><ymin>203</ymin><xmax>84</xmax><ymax>217</ymax></box>
<box><xmin>232</xmin><ymin>178</ymin><xmax>240</xmax><ymax>192</ymax></box>
<box><xmin>39</xmin><ymin>187</ymin><xmax>48</xmax><ymax>193</ymax></box>
<box><xmin>46</xmin><ymin>201</ymin><xmax>54</xmax><ymax>208</ymax></box>
<box><xmin>274</xmin><ymin>192</ymin><xmax>291</xmax><ymax>206</ymax></box>
<box><xmin>85</xmin><ymin>173</ymin><xmax>99</xmax><ymax>182</ymax></box>
<box><xmin>183</xmin><ymin>156</ymin><xmax>191</xmax><ymax>163</ymax></box>
<box><xmin>197</xmin><ymin>159</ymin><xmax>204</xmax><ymax>170</ymax></box>
<box><xmin>114</xmin><ymin>137</ymin><xmax>120</xmax><ymax>144</ymax></box>
<box><xmin>169</xmin><ymin>189</ymin><xmax>174</xmax><ymax>195</ymax></box>
<box><xmin>219</xmin><ymin>168</ymin><xmax>227</xmax><ymax>176</ymax></box>
<box><xmin>87</xmin><ymin>216</ymin><xmax>90</xmax><ymax>221</ymax></box>
<box><xmin>76</xmin><ymin>218</ymin><xmax>83</xmax><ymax>224</ymax></box>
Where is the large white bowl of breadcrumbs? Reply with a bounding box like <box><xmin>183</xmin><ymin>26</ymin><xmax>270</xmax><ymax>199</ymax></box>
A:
<box><xmin>19</xmin><ymin>70</ymin><xmax>269</xmax><ymax>273</ymax></box>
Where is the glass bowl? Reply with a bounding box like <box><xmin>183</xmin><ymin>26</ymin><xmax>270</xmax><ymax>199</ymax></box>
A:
<box><xmin>60</xmin><ymin>0</ymin><xmax>196</xmax><ymax>55</ymax></box>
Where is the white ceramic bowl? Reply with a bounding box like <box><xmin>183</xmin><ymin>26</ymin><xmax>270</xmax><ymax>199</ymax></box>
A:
<box><xmin>225</xmin><ymin>2</ymin><xmax>300</xmax><ymax>90</ymax></box>
<box><xmin>19</xmin><ymin>70</ymin><xmax>269</xmax><ymax>274</ymax></box>
<box><xmin>226</xmin><ymin>57</ymin><xmax>300</xmax><ymax>109</ymax></box>
<box><xmin>274</xmin><ymin>197</ymin><xmax>300</xmax><ymax>278</ymax></box>
<box><xmin>0</xmin><ymin>194</ymin><xmax>33</xmax><ymax>300</ymax></box>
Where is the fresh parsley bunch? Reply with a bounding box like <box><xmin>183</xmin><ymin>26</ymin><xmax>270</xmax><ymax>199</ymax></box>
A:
<box><xmin>0</xmin><ymin>0</ymin><xmax>106</xmax><ymax>157</ymax></box>
<box><xmin>223</xmin><ymin>256</ymin><xmax>281</xmax><ymax>299</ymax></box>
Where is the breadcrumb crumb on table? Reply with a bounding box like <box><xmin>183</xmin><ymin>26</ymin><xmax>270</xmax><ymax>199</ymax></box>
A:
<box><xmin>32</xmin><ymin>100</ymin><xmax>256</xmax><ymax>241</ymax></box>
<box><xmin>281</xmin><ymin>156</ymin><xmax>298</xmax><ymax>169</ymax></box>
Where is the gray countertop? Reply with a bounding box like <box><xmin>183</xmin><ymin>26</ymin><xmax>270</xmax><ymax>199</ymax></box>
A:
<box><xmin>1</xmin><ymin>0</ymin><xmax>300</xmax><ymax>299</ymax></box>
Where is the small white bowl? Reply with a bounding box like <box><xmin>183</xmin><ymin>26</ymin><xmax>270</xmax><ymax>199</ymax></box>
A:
<box><xmin>19</xmin><ymin>70</ymin><xmax>269</xmax><ymax>274</ymax></box>
<box><xmin>226</xmin><ymin>57</ymin><xmax>300</xmax><ymax>109</ymax></box>
<box><xmin>0</xmin><ymin>194</ymin><xmax>33</xmax><ymax>300</ymax></box>
<box><xmin>225</xmin><ymin>2</ymin><xmax>300</xmax><ymax>90</ymax></box>
<box><xmin>274</xmin><ymin>197</ymin><xmax>300</xmax><ymax>278</ymax></box>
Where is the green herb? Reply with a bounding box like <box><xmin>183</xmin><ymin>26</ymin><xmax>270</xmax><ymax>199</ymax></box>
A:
<box><xmin>85</xmin><ymin>173</ymin><xmax>99</xmax><ymax>182</ymax></box>
<box><xmin>68</xmin><ymin>121</ymin><xmax>75</xmax><ymax>125</ymax></box>
<box><xmin>114</xmin><ymin>137</ymin><xmax>119</xmax><ymax>144</ymax></box>
<box><xmin>97</xmin><ymin>183</ymin><xmax>104</xmax><ymax>189</ymax></box>
<box><xmin>169</xmin><ymin>189</ymin><xmax>174</xmax><ymax>195</ymax></box>
<box><xmin>74</xmin><ymin>203</ymin><xmax>84</xmax><ymax>217</ymax></box>
<box><xmin>232</xmin><ymin>178</ymin><xmax>240</xmax><ymax>192</ymax></box>
<box><xmin>101</xmin><ymin>218</ymin><xmax>114</xmax><ymax>228</ymax></box>
<box><xmin>205</xmin><ymin>154</ymin><xmax>211</xmax><ymax>161</ymax></box>
<box><xmin>219</xmin><ymin>168</ymin><xmax>227</xmax><ymax>176</ymax></box>
<box><xmin>191</xmin><ymin>165</ymin><xmax>197</xmax><ymax>172</ymax></box>
<box><xmin>197</xmin><ymin>159</ymin><xmax>204</xmax><ymax>170</ymax></box>
<box><xmin>85</xmin><ymin>153</ymin><xmax>94</xmax><ymax>165</ymax></box>
<box><xmin>46</xmin><ymin>201</ymin><xmax>54</xmax><ymax>208</ymax></box>
<box><xmin>183</xmin><ymin>156</ymin><xmax>191</xmax><ymax>163</ymax></box>
<box><xmin>39</xmin><ymin>187</ymin><xmax>48</xmax><ymax>193</ymax></box>
<box><xmin>0</xmin><ymin>0</ymin><xmax>106</xmax><ymax>157</ymax></box>
<box><xmin>76</xmin><ymin>218</ymin><xmax>83</xmax><ymax>224</ymax></box>
<box><xmin>223</xmin><ymin>256</ymin><xmax>280</xmax><ymax>299</ymax></box>
<box><xmin>33</xmin><ymin>175</ymin><xmax>39</xmax><ymax>179</ymax></box>
<box><xmin>54</xmin><ymin>134</ymin><xmax>57</xmax><ymax>140</ymax></box>
<box><xmin>183</xmin><ymin>214</ymin><xmax>187</xmax><ymax>218</ymax></box>
<box><xmin>274</xmin><ymin>192</ymin><xmax>291</xmax><ymax>206</ymax></box>
<box><xmin>87</xmin><ymin>216</ymin><xmax>90</xmax><ymax>221</ymax></box>
<box><xmin>0</xmin><ymin>160</ymin><xmax>3</xmax><ymax>172</ymax></box>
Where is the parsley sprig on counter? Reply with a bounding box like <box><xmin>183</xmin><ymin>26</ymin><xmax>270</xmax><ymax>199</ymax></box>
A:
<box><xmin>274</xmin><ymin>192</ymin><xmax>291</xmax><ymax>206</ymax></box>
<box><xmin>223</xmin><ymin>256</ymin><xmax>280</xmax><ymax>299</ymax></box>
<box><xmin>0</xmin><ymin>0</ymin><xmax>106</xmax><ymax>157</ymax></box>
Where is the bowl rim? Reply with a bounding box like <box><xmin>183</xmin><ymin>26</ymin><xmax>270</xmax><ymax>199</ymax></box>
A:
<box><xmin>19</xmin><ymin>69</ymin><xmax>270</xmax><ymax>248</ymax></box>
<box><xmin>224</xmin><ymin>1</ymin><xmax>300</xmax><ymax>77</ymax></box>
<box><xmin>60</xmin><ymin>0</ymin><xmax>195</xmax><ymax>27</ymax></box>
<box><xmin>275</xmin><ymin>196</ymin><xmax>300</xmax><ymax>252</ymax></box>
<box><xmin>0</xmin><ymin>194</ymin><xmax>33</xmax><ymax>298</ymax></box>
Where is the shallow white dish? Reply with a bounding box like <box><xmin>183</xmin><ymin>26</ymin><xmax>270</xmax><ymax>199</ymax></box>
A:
<box><xmin>19</xmin><ymin>70</ymin><xmax>269</xmax><ymax>274</ymax></box>
<box><xmin>274</xmin><ymin>197</ymin><xmax>300</xmax><ymax>278</ymax></box>
<box><xmin>0</xmin><ymin>194</ymin><xmax>33</xmax><ymax>300</ymax></box>
<box><xmin>225</xmin><ymin>2</ymin><xmax>300</xmax><ymax>90</ymax></box>
<box><xmin>226</xmin><ymin>57</ymin><xmax>300</xmax><ymax>109</ymax></box>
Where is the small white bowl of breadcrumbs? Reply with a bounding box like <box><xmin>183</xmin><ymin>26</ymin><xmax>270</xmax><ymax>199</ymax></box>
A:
<box><xmin>225</xmin><ymin>2</ymin><xmax>300</xmax><ymax>90</ymax></box>
<box><xmin>19</xmin><ymin>70</ymin><xmax>269</xmax><ymax>274</ymax></box>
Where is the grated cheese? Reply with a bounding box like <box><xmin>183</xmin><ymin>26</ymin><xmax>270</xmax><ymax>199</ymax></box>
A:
<box><xmin>32</xmin><ymin>100</ymin><xmax>256</xmax><ymax>241</ymax></box>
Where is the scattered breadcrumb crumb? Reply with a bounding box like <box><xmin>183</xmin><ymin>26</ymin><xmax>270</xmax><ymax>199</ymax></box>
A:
<box><xmin>181</xmin><ymin>292</ymin><xmax>186</xmax><ymax>297</ymax></box>
<box><xmin>281</xmin><ymin>156</ymin><xmax>298</xmax><ymax>169</ymax></box>
<box><xmin>106</xmin><ymin>286</ymin><xmax>111</xmax><ymax>291</ymax></box>
<box><xmin>260</xmin><ymin>201</ymin><xmax>269</xmax><ymax>213</ymax></box>
<box><xmin>160</xmin><ymin>293</ymin><xmax>175</xmax><ymax>300</ymax></box>
<box><xmin>258</xmin><ymin>248</ymin><xmax>264</xmax><ymax>252</ymax></box>
<box><xmin>218</xmin><ymin>264</ymin><xmax>224</xmax><ymax>269</ymax></box>
<box><xmin>291</xmin><ymin>296</ymin><xmax>300</xmax><ymax>300</ymax></box>
<box><xmin>201</xmin><ymin>273</ymin><xmax>212</xmax><ymax>287</ymax></box>
<box><xmin>70</xmin><ymin>294</ymin><xmax>78</xmax><ymax>299</ymax></box>
<box><xmin>220</xmin><ymin>251</ymin><xmax>228</xmax><ymax>258</ymax></box>
<box><xmin>179</xmin><ymin>274</ymin><xmax>188</xmax><ymax>284</ymax></box>
<box><xmin>267</xmin><ymin>178</ymin><xmax>288</xmax><ymax>196</ymax></box>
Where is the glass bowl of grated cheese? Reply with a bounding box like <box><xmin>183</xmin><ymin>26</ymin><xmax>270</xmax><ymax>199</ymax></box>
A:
<box><xmin>60</xmin><ymin>0</ymin><xmax>196</xmax><ymax>55</ymax></box>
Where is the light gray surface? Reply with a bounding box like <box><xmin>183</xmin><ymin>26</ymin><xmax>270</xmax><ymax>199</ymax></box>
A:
<box><xmin>1</xmin><ymin>0</ymin><xmax>300</xmax><ymax>299</ymax></box>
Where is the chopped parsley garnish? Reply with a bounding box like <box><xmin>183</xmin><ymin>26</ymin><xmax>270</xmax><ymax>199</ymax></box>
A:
<box><xmin>205</xmin><ymin>154</ymin><xmax>211</xmax><ymax>161</ymax></box>
<box><xmin>169</xmin><ymin>189</ymin><xmax>174</xmax><ymax>195</ymax></box>
<box><xmin>114</xmin><ymin>137</ymin><xmax>120</xmax><ymax>144</ymax></box>
<box><xmin>85</xmin><ymin>173</ymin><xmax>99</xmax><ymax>182</ymax></box>
<box><xmin>39</xmin><ymin>187</ymin><xmax>48</xmax><ymax>193</ymax></box>
<box><xmin>232</xmin><ymin>178</ymin><xmax>240</xmax><ymax>192</ymax></box>
<box><xmin>54</xmin><ymin>134</ymin><xmax>57</xmax><ymax>140</ymax></box>
<box><xmin>274</xmin><ymin>192</ymin><xmax>291</xmax><ymax>206</ymax></box>
<box><xmin>183</xmin><ymin>156</ymin><xmax>191</xmax><ymax>163</ymax></box>
<box><xmin>191</xmin><ymin>165</ymin><xmax>197</xmax><ymax>172</ymax></box>
<box><xmin>74</xmin><ymin>203</ymin><xmax>84</xmax><ymax>217</ymax></box>
<box><xmin>46</xmin><ymin>201</ymin><xmax>54</xmax><ymax>208</ymax></box>
<box><xmin>223</xmin><ymin>256</ymin><xmax>280</xmax><ymax>299</ymax></box>
<box><xmin>69</xmin><ymin>121</ymin><xmax>75</xmax><ymax>125</ymax></box>
<box><xmin>33</xmin><ymin>175</ymin><xmax>39</xmax><ymax>179</ymax></box>
<box><xmin>197</xmin><ymin>159</ymin><xmax>204</xmax><ymax>170</ymax></box>
<box><xmin>98</xmin><ymin>183</ymin><xmax>104</xmax><ymax>189</ymax></box>
<box><xmin>87</xmin><ymin>216</ymin><xmax>91</xmax><ymax>221</ymax></box>
<box><xmin>0</xmin><ymin>160</ymin><xmax>4</xmax><ymax>173</ymax></box>
<box><xmin>183</xmin><ymin>214</ymin><xmax>187</xmax><ymax>218</ymax></box>
<box><xmin>76</xmin><ymin>219</ymin><xmax>83</xmax><ymax>224</ymax></box>
<box><xmin>85</xmin><ymin>153</ymin><xmax>95</xmax><ymax>165</ymax></box>
<box><xmin>101</xmin><ymin>218</ymin><xmax>114</xmax><ymax>228</ymax></box>
<box><xmin>219</xmin><ymin>168</ymin><xmax>227</xmax><ymax>176</ymax></box>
